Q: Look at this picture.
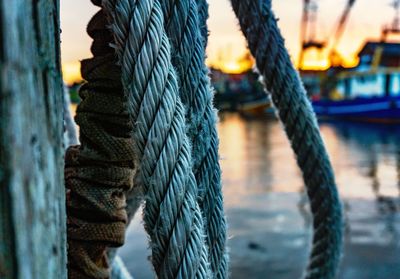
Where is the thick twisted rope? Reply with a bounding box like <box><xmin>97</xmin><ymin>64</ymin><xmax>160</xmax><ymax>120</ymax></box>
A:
<box><xmin>158</xmin><ymin>1</ymin><xmax>228</xmax><ymax>277</ymax></box>
<box><xmin>230</xmin><ymin>1</ymin><xmax>343</xmax><ymax>278</ymax></box>
<box><xmin>103</xmin><ymin>0</ymin><xmax>212</xmax><ymax>278</ymax></box>
<box><xmin>195</xmin><ymin>0</ymin><xmax>209</xmax><ymax>47</ymax></box>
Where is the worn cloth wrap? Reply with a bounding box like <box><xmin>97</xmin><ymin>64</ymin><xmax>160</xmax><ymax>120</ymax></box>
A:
<box><xmin>65</xmin><ymin>3</ymin><xmax>136</xmax><ymax>278</ymax></box>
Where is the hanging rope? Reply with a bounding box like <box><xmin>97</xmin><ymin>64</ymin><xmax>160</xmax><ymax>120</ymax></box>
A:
<box><xmin>103</xmin><ymin>0</ymin><xmax>212</xmax><ymax>278</ymax></box>
<box><xmin>196</xmin><ymin>0</ymin><xmax>210</xmax><ymax>47</ymax></box>
<box><xmin>159</xmin><ymin>1</ymin><xmax>228</xmax><ymax>277</ymax></box>
<box><xmin>230</xmin><ymin>1</ymin><xmax>343</xmax><ymax>278</ymax></box>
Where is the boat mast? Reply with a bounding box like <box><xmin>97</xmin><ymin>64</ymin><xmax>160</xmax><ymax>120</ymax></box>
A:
<box><xmin>298</xmin><ymin>0</ymin><xmax>325</xmax><ymax>69</ymax></box>
<box><xmin>382</xmin><ymin>0</ymin><xmax>400</xmax><ymax>41</ymax></box>
<box><xmin>328</xmin><ymin>0</ymin><xmax>357</xmax><ymax>67</ymax></box>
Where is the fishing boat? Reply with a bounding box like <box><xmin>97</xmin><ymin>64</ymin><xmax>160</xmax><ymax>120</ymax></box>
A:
<box><xmin>313</xmin><ymin>95</ymin><xmax>400</xmax><ymax>122</ymax></box>
<box><xmin>212</xmin><ymin>68</ymin><xmax>271</xmax><ymax>115</ymax></box>
<box><xmin>299</xmin><ymin>0</ymin><xmax>400</xmax><ymax>122</ymax></box>
<box><xmin>312</xmin><ymin>42</ymin><xmax>400</xmax><ymax>122</ymax></box>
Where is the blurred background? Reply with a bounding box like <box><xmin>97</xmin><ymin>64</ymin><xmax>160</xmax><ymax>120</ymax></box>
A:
<box><xmin>62</xmin><ymin>1</ymin><xmax>400</xmax><ymax>278</ymax></box>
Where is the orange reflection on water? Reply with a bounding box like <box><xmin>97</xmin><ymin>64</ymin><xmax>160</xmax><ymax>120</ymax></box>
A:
<box><xmin>218</xmin><ymin>114</ymin><xmax>248</xmax><ymax>205</ymax></box>
<box><xmin>69</xmin><ymin>105</ymin><xmax>400</xmax><ymax>203</ymax></box>
<box><xmin>218</xmin><ymin>113</ymin><xmax>400</xmax><ymax>204</ymax></box>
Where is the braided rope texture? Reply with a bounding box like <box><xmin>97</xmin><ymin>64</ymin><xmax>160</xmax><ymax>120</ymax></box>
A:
<box><xmin>159</xmin><ymin>1</ymin><xmax>228</xmax><ymax>277</ymax></box>
<box><xmin>64</xmin><ymin>4</ymin><xmax>136</xmax><ymax>277</ymax></box>
<box><xmin>103</xmin><ymin>0</ymin><xmax>212</xmax><ymax>277</ymax></box>
<box><xmin>195</xmin><ymin>0</ymin><xmax>210</xmax><ymax>47</ymax></box>
<box><xmin>230</xmin><ymin>1</ymin><xmax>343</xmax><ymax>278</ymax></box>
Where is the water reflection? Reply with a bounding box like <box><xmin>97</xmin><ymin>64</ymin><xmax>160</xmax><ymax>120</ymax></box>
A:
<box><xmin>120</xmin><ymin>113</ymin><xmax>400</xmax><ymax>278</ymax></box>
<box><xmin>324</xmin><ymin>121</ymin><xmax>400</xmax><ymax>199</ymax></box>
<box><xmin>218</xmin><ymin>114</ymin><xmax>400</xmax><ymax>200</ymax></box>
<box><xmin>218</xmin><ymin>113</ymin><xmax>303</xmax><ymax>204</ymax></box>
<box><xmin>217</xmin><ymin>114</ymin><xmax>400</xmax><ymax>278</ymax></box>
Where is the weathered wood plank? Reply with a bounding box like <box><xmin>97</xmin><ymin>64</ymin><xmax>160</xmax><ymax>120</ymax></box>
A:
<box><xmin>0</xmin><ymin>0</ymin><xmax>66</xmax><ymax>278</ymax></box>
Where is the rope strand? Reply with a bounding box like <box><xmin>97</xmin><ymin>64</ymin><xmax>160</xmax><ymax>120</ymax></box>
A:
<box><xmin>103</xmin><ymin>0</ymin><xmax>212</xmax><ymax>277</ymax></box>
<box><xmin>159</xmin><ymin>1</ymin><xmax>228</xmax><ymax>277</ymax></box>
<box><xmin>195</xmin><ymin>0</ymin><xmax>209</xmax><ymax>47</ymax></box>
<box><xmin>230</xmin><ymin>1</ymin><xmax>343</xmax><ymax>278</ymax></box>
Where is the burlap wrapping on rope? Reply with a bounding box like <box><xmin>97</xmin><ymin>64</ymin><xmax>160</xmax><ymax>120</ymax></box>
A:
<box><xmin>65</xmin><ymin>4</ymin><xmax>136</xmax><ymax>278</ymax></box>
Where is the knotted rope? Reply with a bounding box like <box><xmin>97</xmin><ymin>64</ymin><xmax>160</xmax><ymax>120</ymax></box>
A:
<box><xmin>230</xmin><ymin>1</ymin><xmax>343</xmax><ymax>278</ymax></box>
<box><xmin>159</xmin><ymin>1</ymin><xmax>228</xmax><ymax>277</ymax></box>
<box><xmin>103</xmin><ymin>0</ymin><xmax>211</xmax><ymax>277</ymax></box>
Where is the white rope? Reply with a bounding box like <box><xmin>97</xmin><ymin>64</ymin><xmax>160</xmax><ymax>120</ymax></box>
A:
<box><xmin>103</xmin><ymin>0</ymin><xmax>212</xmax><ymax>277</ymax></box>
<box><xmin>63</xmin><ymin>84</ymin><xmax>79</xmax><ymax>148</ymax></box>
<box><xmin>160</xmin><ymin>1</ymin><xmax>228</xmax><ymax>277</ymax></box>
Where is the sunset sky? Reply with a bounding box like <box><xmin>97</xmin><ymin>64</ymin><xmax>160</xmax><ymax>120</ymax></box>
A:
<box><xmin>61</xmin><ymin>0</ymin><xmax>396</xmax><ymax>84</ymax></box>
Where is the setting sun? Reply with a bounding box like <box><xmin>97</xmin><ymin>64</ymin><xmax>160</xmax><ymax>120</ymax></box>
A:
<box><xmin>208</xmin><ymin>51</ymin><xmax>254</xmax><ymax>74</ymax></box>
<box><xmin>61</xmin><ymin>0</ymin><xmax>394</xmax><ymax>84</ymax></box>
<box><xmin>62</xmin><ymin>62</ymin><xmax>81</xmax><ymax>85</ymax></box>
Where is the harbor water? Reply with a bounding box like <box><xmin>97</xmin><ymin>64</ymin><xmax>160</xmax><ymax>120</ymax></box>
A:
<box><xmin>118</xmin><ymin>113</ymin><xmax>400</xmax><ymax>278</ymax></box>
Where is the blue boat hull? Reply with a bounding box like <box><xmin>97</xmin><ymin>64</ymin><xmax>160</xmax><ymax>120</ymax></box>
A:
<box><xmin>312</xmin><ymin>96</ymin><xmax>400</xmax><ymax>122</ymax></box>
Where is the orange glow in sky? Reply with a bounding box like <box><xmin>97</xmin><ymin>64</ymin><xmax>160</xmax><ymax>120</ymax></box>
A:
<box><xmin>61</xmin><ymin>0</ymin><xmax>395</xmax><ymax>84</ymax></box>
<box><xmin>62</xmin><ymin>62</ymin><xmax>82</xmax><ymax>85</ymax></box>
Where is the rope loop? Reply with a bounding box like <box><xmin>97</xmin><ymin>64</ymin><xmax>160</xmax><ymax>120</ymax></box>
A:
<box><xmin>230</xmin><ymin>1</ymin><xmax>343</xmax><ymax>278</ymax></box>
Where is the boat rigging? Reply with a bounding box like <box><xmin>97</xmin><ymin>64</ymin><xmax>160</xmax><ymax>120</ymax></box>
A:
<box><xmin>328</xmin><ymin>0</ymin><xmax>357</xmax><ymax>67</ymax></box>
<box><xmin>298</xmin><ymin>0</ymin><xmax>325</xmax><ymax>69</ymax></box>
<box><xmin>381</xmin><ymin>0</ymin><xmax>400</xmax><ymax>41</ymax></box>
<box><xmin>299</xmin><ymin>0</ymin><xmax>357</xmax><ymax>69</ymax></box>
<box><xmin>311</xmin><ymin>0</ymin><xmax>400</xmax><ymax>123</ymax></box>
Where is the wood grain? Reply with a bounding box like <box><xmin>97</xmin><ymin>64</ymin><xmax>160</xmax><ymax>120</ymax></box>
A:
<box><xmin>0</xmin><ymin>1</ymin><xmax>66</xmax><ymax>278</ymax></box>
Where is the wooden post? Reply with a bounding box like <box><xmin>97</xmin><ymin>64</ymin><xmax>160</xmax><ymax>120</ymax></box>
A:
<box><xmin>0</xmin><ymin>0</ymin><xmax>66</xmax><ymax>278</ymax></box>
